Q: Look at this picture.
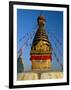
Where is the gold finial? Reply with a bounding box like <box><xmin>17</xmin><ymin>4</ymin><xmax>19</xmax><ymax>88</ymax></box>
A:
<box><xmin>37</xmin><ymin>16</ymin><xmax>45</xmax><ymax>26</ymax></box>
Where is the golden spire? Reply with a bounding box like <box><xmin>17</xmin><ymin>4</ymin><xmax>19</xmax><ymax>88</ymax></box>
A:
<box><xmin>31</xmin><ymin>16</ymin><xmax>51</xmax><ymax>54</ymax></box>
<box><xmin>30</xmin><ymin>16</ymin><xmax>52</xmax><ymax>70</ymax></box>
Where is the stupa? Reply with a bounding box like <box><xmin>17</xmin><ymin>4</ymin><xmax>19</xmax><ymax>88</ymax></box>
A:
<box><xmin>30</xmin><ymin>16</ymin><xmax>52</xmax><ymax>70</ymax></box>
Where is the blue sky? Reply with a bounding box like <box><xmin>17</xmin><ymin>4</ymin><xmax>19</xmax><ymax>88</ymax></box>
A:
<box><xmin>17</xmin><ymin>9</ymin><xmax>63</xmax><ymax>71</ymax></box>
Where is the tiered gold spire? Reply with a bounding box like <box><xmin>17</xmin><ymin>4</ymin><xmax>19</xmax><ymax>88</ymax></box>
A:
<box><xmin>30</xmin><ymin>16</ymin><xmax>52</xmax><ymax>70</ymax></box>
